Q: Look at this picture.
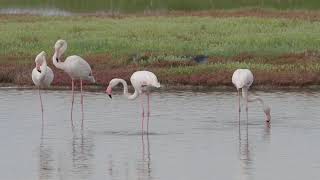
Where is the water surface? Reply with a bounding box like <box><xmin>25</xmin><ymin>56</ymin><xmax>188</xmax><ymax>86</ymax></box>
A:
<box><xmin>0</xmin><ymin>89</ymin><xmax>319</xmax><ymax>180</ymax></box>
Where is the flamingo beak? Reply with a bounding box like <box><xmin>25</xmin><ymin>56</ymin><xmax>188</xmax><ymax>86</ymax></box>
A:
<box><xmin>55</xmin><ymin>47</ymin><xmax>60</xmax><ymax>62</ymax></box>
<box><xmin>36</xmin><ymin>64</ymin><xmax>41</xmax><ymax>73</ymax></box>
<box><xmin>106</xmin><ymin>87</ymin><xmax>112</xmax><ymax>99</ymax></box>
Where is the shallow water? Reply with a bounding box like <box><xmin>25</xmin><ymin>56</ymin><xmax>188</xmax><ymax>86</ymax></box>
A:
<box><xmin>1</xmin><ymin>0</ymin><xmax>320</xmax><ymax>15</ymax></box>
<box><xmin>0</xmin><ymin>89</ymin><xmax>320</xmax><ymax>180</ymax></box>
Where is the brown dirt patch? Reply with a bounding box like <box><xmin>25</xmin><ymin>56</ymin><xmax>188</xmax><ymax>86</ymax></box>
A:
<box><xmin>2</xmin><ymin>51</ymin><xmax>320</xmax><ymax>88</ymax></box>
<box><xmin>89</xmin><ymin>9</ymin><xmax>320</xmax><ymax>21</ymax></box>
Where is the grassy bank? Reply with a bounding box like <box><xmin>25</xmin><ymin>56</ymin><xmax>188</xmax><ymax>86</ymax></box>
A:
<box><xmin>1</xmin><ymin>12</ymin><xmax>320</xmax><ymax>87</ymax></box>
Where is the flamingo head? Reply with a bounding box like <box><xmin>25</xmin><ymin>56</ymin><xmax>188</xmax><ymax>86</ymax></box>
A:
<box><xmin>54</xmin><ymin>39</ymin><xmax>67</xmax><ymax>62</ymax></box>
<box><xmin>263</xmin><ymin>106</ymin><xmax>271</xmax><ymax>122</ymax></box>
<box><xmin>106</xmin><ymin>86</ymin><xmax>112</xmax><ymax>99</ymax></box>
<box><xmin>106</xmin><ymin>79</ymin><xmax>121</xmax><ymax>99</ymax></box>
<box><xmin>35</xmin><ymin>51</ymin><xmax>46</xmax><ymax>73</ymax></box>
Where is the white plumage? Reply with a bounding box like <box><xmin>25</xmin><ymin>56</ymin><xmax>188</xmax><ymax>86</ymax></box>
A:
<box><xmin>31</xmin><ymin>51</ymin><xmax>54</xmax><ymax>113</ymax></box>
<box><xmin>232</xmin><ymin>69</ymin><xmax>271</xmax><ymax>122</ymax></box>
<box><xmin>32</xmin><ymin>51</ymin><xmax>54</xmax><ymax>88</ymax></box>
<box><xmin>106</xmin><ymin>70</ymin><xmax>161</xmax><ymax>133</ymax></box>
<box><xmin>232</xmin><ymin>69</ymin><xmax>253</xmax><ymax>90</ymax></box>
<box><xmin>52</xmin><ymin>40</ymin><xmax>95</xmax><ymax>82</ymax></box>
<box><xmin>52</xmin><ymin>39</ymin><xmax>95</xmax><ymax>128</ymax></box>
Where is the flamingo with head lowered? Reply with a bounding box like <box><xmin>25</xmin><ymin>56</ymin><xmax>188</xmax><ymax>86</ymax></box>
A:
<box><xmin>232</xmin><ymin>69</ymin><xmax>271</xmax><ymax>122</ymax></box>
<box><xmin>52</xmin><ymin>39</ymin><xmax>95</xmax><ymax>128</ymax></box>
<box><xmin>32</xmin><ymin>51</ymin><xmax>54</xmax><ymax>115</ymax></box>
<box><xmin>106</xmin><ymin>71</ymin><xmax>160</xmax><ymax>133</ymax></box>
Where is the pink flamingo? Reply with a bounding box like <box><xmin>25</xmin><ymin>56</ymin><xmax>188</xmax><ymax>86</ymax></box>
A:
<box><xmin>106</xmin><ymin>71</ymin><xmax>160</xmax><ymax>132</ymax></box>
<box><xmin>32</xmin><ymin>51</ymin><xmax>54</xmax><ymax>117</ymax></box>
<box><xmin>52</xmin><ymin>39</ymin><xmax>95</xmax><ymax>128</ymax></box>
<box><xmin>232</xmin><ymin>69</ymin><xmax>271</xmax><ymax>122</ymax></box>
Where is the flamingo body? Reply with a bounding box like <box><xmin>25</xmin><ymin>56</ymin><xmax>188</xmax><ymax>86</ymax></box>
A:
<box><xmin>232</xmin><ymin>69</ymin><xmax>253</xmax><ymax>90</ymax></box>
<box><xmin>61</xmin><ymin>55</ymin><xmax>95</xmax><ymax>82</ymax></box>
<box><xmin>31</xmin><ymin>51</ymin><xmax>54</xmax><ymax>87</ymax></box>
<box><xmin>130</xmin><ymin>71</ymin><xmax>161</xmax><ymax>94</ymax></box>
<box><xmin>32</xmin><ymin>67</ymin><xmax>54</xmax><ymax>87</ymax></box>
<box><xmin>232</xmin><ymin>69</ymin><xmax>271</xmax><ymax>122</ymax></box>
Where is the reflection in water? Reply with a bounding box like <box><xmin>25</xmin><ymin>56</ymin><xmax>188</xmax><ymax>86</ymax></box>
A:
<box><xmin>39</xmin><ymin>127</ymin><xmax>55</xmax><ymax>180</ymax></box>
<box><xmin>238</xmin><ymin>112</ymin><xmax>253</xmax><ymax>180</ymax></box>
<box><xmin>238</xmin><ymin>112</ymin><xmax>272</xmax><ymax>180</ymax></box>
<box><xmin>138</xmin><ymin>133</ymin><xmax>152</xmax><ymax>180</ymax></box>
<box><xmin>138</xmin><ymin>113</ymin><xmax>152</xmax><ymax>180</ymax></box>
<box><xmin>71</xmin><ymin>131</ymin><xmax>94</xmax><ymax>179</ymax></box>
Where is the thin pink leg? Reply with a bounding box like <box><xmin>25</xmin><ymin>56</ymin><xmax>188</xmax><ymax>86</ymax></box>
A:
<box><xmin>141</xmin><ymin>95</ymin><xmax>145</xmax><ymax>134</ymax></box>
<box><xmin>80</xmin><ymin>79</ymin><xmax>84</xmax><ymax>129</ymax></box>
<box><xmin>39</xmin><ymin>88</ymin><xmax>43</xmax><ymax>123</ymax></box>
<box><xmin>238</xmin><ymin>89</ymin><xmax>241</xmax><ymax>123</ymax></box>
<box><xmin>147</xmin><ymin>93</ymin><xmax>150</xmax><ymax>132</ymax></box>
<box><xmin>71</xmin><ymin>79</ymin><xmax>74</xmax><ymax>129</ymax></box>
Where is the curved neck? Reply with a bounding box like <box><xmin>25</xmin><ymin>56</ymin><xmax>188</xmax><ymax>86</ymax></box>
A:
<box><xmin>52</xmin><ymin>51</ymin><xmax>65</xmax><ymax>70</ymax></box>
<box><xmin>38</xmin><ymin>59</ymin><xmax>47</xmax><ymax>80</ymax></box>
<box><xmin>242</xmin><ymin>88</ymin><xmax>268</xmax><ymax>110</ymax></box>
<box><xmin>115</xmin><ymin>79</ymin><xmax>139</xmax><ymax>100</ymax></box>
<box><xmin>248</xmin><ymin>96</ymin><xmax>266</xmax><ymax>108</ymax></box>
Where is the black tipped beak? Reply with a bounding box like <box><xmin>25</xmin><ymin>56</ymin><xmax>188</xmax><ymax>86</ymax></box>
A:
<box><xmin>56</xmin><ymin>58</ymin><xmax>59</xmax><ymax>62</ymax></box>
<box><xmin>108</xmin><ymin>94</ymin><xmax>112</xmax><ymax>99</ymax></box>
<box><xmin>37</xmin><ymin>70</ymin><xmax>41</xmax><ymax>73</ymax></box>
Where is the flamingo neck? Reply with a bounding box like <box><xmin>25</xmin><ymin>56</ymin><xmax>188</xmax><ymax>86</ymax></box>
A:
<box><xmin>242</xmin><ymin>88</ymin><xmax>270</xmax><ymax>118</ymax></box>
<box><xmin>52</xmin><ymin>52</ymin><xmax>65</xmax><ymax>70</ymax></box>
<box><xmin>247</xmin><ymin>96</ymin><xmax>265</xmax><ymax>107</ymax></box>
<box><xmin>39</xmin><ymin>60</ymin><xmax>47</xmax><ymax>78</ymax></box>
<box><xmin>115</xmin><ymin>79</ymin><xmax>139</xmax><ymax>100</ymax></box>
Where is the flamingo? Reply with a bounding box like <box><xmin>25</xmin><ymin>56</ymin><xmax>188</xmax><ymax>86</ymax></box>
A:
<box><xmin>31</xmin><ymin>51</ymin><xmax>54</xmax><ymax>115</ymax></box>
<box><xmin>232</xmin><ymin>69</ymin><xmax>271</xmax><ymax>122</ymax></box>
<box><xmin>52</xmin><ymin>39</ymin><xmax>95</xmax><ymax>128</ymax></box>
<box><xmin>106</xmin><ymin>71</ymin><xmax>160</xmax><ymax>132</ymax></box>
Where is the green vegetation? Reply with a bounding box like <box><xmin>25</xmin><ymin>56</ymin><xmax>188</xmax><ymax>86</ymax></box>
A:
<box><xmin>1</xmin><ymin>0</ymin><xmax>320</xmax><ymax>13</ymax></box>
<box><xmin>1</xmin><ymin>15</ymin><xmax>320</xmax><ymax>57</ymax></box>
<box><xmin>1</xmin><ymin>14</ymin><xmax>320</xmax><ymax>87</ymax></box>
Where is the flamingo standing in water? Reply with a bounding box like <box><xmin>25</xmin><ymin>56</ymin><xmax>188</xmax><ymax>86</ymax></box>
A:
<box><xmin>232</xmin><ymin>69</ymin><xmax>271</xmax><ymax>122</ymax></box>
<box><xmin>32</xmin><ymin>51</ymin><xmax>54</xmax><ymax>115</ymax></box>
<box><xmin>106</xmin><ymin>71</ymin><xmax>160</xmax><ymax>133</ymax></box>
<box><xmin>52</xmin><ymin>39</ymin><xmax>95</xmax><ymax>128</ymax></box>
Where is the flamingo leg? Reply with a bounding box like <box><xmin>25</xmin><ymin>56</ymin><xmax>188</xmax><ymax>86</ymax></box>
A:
<box><xmin>237</xmin><ymin>89</ymin><xmax>241</xmax><ymax>113</ymax></box>
<box><xmin>141</xmin><ymin>94</ymin><xmax>145</xmax><ymax>134</ymax></box>
<box><xmin>38</xmin><ymin>88</ymin><xmax>44</xmax><ymax>122</ymax></box>
<box><xmin>147</xmin><ymin>92</ymin><xmax>150</xmax><ymax>133</ymax></box>
<box><xmin>70</xmin><ymin>79</ymin><xmax>74</xmax><ymax>129</ymax></box>
<box><xmin>237</xmin><ymin>89</ymin><xmax>241</xmax><ymax>123</ymax></box>
<box><xmin>80</xmin><ymin>79</ymin><xmax>84</xmax><ymax>129</ymax></box>
<box><xmin>245</xmin><ymin>91</ymin><xmax>249</xmax><ymax>112</ymax></box>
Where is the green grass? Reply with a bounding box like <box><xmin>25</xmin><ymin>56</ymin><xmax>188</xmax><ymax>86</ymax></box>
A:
<box><xmin>1</xmin><ymin>15</ymin><xmax>320</xmax><ymax>59</ymax></box>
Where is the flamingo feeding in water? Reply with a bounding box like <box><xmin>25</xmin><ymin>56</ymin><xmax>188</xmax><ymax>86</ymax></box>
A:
<box><xmin>232</xmin><ymin>69</ymin><xmax>271</xmax><ymax>122</ymax></box>
<box><xmin>52</xmin><ymin>39</ymin><xmax>95</xmax><ymax>128</ymax></box>
<box><xmin>106</xmin><ymin>71</ymin><xmax>161</xmax><ymax>132</ymax></box>
<box><xmin>32</xmin><ymin>51</ymin><xmax>54</xmax><ymax>114</ymax></box>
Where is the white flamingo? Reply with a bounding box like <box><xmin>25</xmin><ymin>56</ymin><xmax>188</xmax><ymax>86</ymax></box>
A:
<box><xmin>232</xmin><ymin>69</ymin><xmax>271</xmax><ymax>122</ymax></box>
<box><xmin>52</xmin><ymin>39</ymin><xmax>95</xmax><ymax>128</ymax></box>
<box><xmin>106</xmin><ymin>71</ymin><xmax>160</xmax><ymax>132</ymax></box>
<box><xmin>32</xmin><ymin>51</ymin><xmax>54</xmax><ymax>114</ymax></box>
